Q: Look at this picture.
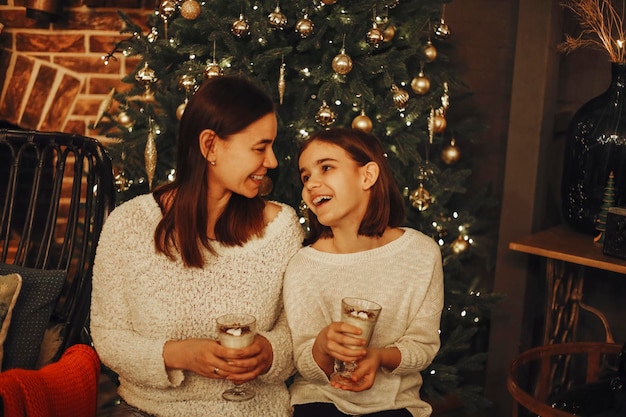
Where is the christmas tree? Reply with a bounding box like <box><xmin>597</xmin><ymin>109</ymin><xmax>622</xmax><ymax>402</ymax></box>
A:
<box><xmin>97</xmin><ymin>0</ymin><xmax>501</xmax><ymax>410</ymax></box>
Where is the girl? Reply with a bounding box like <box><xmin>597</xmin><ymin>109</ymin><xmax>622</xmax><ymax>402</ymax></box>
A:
<box><xmin>91</xmin><ymin>76</ymin><xmax>303</xmax><ymax>417</ymax></box>
<box><xmin>284</xmin><ymin>127</ymin><xmax>443</xmax><ymax>417</ymax></box>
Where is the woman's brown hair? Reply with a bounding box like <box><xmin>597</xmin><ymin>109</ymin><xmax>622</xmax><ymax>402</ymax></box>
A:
<box><xmin>153</xmin><ymin>76</ymin><xmax>275</xmax><ymax>268</ymax></box>
<box><xmin>298</xmin><ymin>128</ymin><xmax>406</xmax><ymax>245</ymax></box>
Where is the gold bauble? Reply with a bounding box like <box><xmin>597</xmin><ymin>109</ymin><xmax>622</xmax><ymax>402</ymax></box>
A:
<box><xmin>441</xmin><ymin>139</ymin><xmax>461</xmax><ymax>165</ymax></box>
<box><xmin>315</xmin><ymin>101</ymin><xmax>336</xmax><ymax>127</ymax></box>
<box><xmin>434</xmin><ymin>18</ymin><xmax>451</xmax><ymax>40</ymax></box>
<box><xmin>411</xmin><ymin>73</ymin><xmax>430</xmax><ymax>95</ymax></box>
<box><xmin>295</xmin><ymin>14</ymin><xmax>314</xmax><ymax>38</ymax></box>
<box><xmin>158</xmin><ymin>0</ymin><xmax>177</xmax><ymax>20</ymax></box>
<box><xmin>176</xmin><ymin>101</ymin><xmax>187</xmax><ymax>120</ymax></box>
<box><xmin>366</xmin><ymin>24</ymin><xmax>384</xmax><ymax>48</ymax></box>
<box><xmin>432</xmin><ymin>114</ymin><xmax>447</xmax><ymax>133</ymax></box>
<box><xmin>144</xmin><ymin>131</ymin><xmax>157</xmax><ymax>190</ymax></box>
<box><xmin>231</xmin><ymin>14</ymin><xmax>250</xmax><ymax>38</ymax></box>
<box><xmin>268</xmin><ymin>6</ymin><xmax>287</xmax><ymax>29</ymax></box>
<box><xmin>391</xmin><ymin>84</ymin><xmax>410</xmax><ymax>111</ymax></box>
<box><xmin>451</xmin><ymin>235</ymin><xmax>470</xmax><ymax>254</ymax></box>
<box><xmin>178</xmin><ymin>74</ymin><xmax>197</xmax><ymax>93</ymax></box>
<box><xmin>117</xmin><ymin>111</ymin><xmax>134</xmax><ymax>128</ymax></box>
<box><xmin>409</xmin><ymin>184</ymin><xmax>432</xmax><ymax>211</ymax></box>
<box><xmin>383</xmin><ymin>24</ymin><xmax>396</xmax><ymax>42</ymax></box>
<box><xmin>351</xmin><ymin>111</ymin><xmax>373</xmax><ymax>133</ymax></box>
<box><xmin>423</xmin><ymin>41</ymin><xmax>437</xmax><ymax>62</ymax></box>
<box><xmin>180</xmin><ymin>0</ymin><xmax>201</xmax><ymax>20</ymax></box>
<box><xmin>204</xmin><ymin>62</ymin><xmax>223</xmax><ymax>79</ymax></box>
<box><xmin>331</xmin><ymin>51</ymin><xmax>353</xmax><ymax>75</ymax></box>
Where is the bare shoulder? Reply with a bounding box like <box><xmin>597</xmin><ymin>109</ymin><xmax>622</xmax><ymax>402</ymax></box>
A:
<box><xmin>263</xmin><ymin>200</ymin><xmax>283</xmax><ymax>224</ymax></box>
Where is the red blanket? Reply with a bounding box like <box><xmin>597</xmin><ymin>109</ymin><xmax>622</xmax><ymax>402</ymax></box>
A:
<box><xmin>0</xmin><ymin>344</ymin><xmax>101</xmax><ymax>417</ymax></box>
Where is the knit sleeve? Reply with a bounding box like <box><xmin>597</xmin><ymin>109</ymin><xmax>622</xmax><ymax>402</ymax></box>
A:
<box><xmin>90</xmin><ymin>198</ymin><xmax>182</xmax><ymax>389</ymax></box>
<box><xmin>392</xmin><ymin>239</ymin><xmax>444</xmax><ymax>375</ymax></box>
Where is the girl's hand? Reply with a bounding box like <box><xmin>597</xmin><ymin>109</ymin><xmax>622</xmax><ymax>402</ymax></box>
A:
<box><xmin>330</xmin><ymin>348</ymin><xmax>381</xmax><ymax>392</ymax></box>
<box><xmin>312</xmin><ymin>322</ymin><xmax>367</xmax><ymax>376</ymax></box>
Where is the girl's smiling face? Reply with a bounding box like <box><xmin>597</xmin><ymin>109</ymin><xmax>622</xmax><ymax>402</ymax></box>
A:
<box><xmin>298</xmin><ymin>140</ymin><xmax>373</xmax><ymax>230</ymax></box>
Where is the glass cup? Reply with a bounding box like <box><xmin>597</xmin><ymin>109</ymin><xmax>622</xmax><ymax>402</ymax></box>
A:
<box><xmin>330</xmin><ymin>297</ymin><xmax>382</xmax><ymax>386</ymax></box>
<box><xmin>216</xmin><ymin>313</ymin><xmax>257</xmax><ymax>401</ymax></box>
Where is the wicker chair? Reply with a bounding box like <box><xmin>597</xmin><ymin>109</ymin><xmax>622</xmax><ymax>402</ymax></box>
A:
<box><xmin>507</xmin><ymin>342</ymin><xmax>623</xmax><ymax>417</ymax></box>
<box><xmin>0</xmin><ymin>128</ymin><xmax>116</xmax><ymax>364</ymax></box>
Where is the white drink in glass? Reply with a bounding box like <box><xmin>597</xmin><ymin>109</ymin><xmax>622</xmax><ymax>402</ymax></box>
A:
<box><xmin>216</xmin><ymin>313</ymin><xmax>257</xmax><ymax>401</ymax></box>
<box><xmin>330</xmin><ymin>297</ymin><xmax>382</xmax><ymax>386</ymax></box>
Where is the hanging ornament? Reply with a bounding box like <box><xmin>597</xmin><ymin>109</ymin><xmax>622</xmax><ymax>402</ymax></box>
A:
<box><xmin>176</xmin><ymin>98</ymin><xmax>188</xmax><ymax>120</ymax></box>
<box><xmin>145</xmin><ymin>125</ymin><xmax>157</xmax><ymax>190</ymax></box>
<box><xmin>423</xmin><ymin>39</ymin><xmax>437</xmax><ymax>62</ymax></box>
<box><xmin>180</xmin><ymin>0</ymin><xmax>200</xmax><ymax>20</ymax></box>
<box><xmin>204</xmin><ymin>40</ymin><xmax>223</xmax><ymax>79</ymax></box>
<box><xmin>352</xmin><ymin>109</ymin><xmax>373</xmax><ymax>133</ymax></box>
<box><xmin>259</xmin><ymin>176</ymin><xmax>273</xmax><ymax>196</ymax></box>
<box><xmin>158</xmin><ymin>0</ymin><xmax>177</xmax><ymax>40</ymax></box>
<box><xmin>278</xmin><ymin>61</ymin><xmax>286</xmax><ymax>105</ymax></box>
<box><xmin>315</xmin><ymin>101</ymin><xmax>336</xmax><ymax>126</ymax></box>
<box><xmin>295</xmin><ymin>13</ymin><xmax>314</xmax><ymax>38</ymax></box>
<box><xmin>135</xmin><ymin>62</ymin><xmax>158</xmax><ymax>100</ymax></box>
<box><xmin>178</xmin><ymin>73</ymin><xmax>197</xmax><ymax>94</ymax></box>
<box><xmin>451</xmin><ymin>234</ymin><xmax>470</xmax><ymax>254</ymax></box>
<box><xmin>411</xmin><ymin>66</ymin><xmax>430</xmax><ymax>95</ymax></box>
<box><xmin>332</xmin><ymin>36</ymin><xmax>353</xmax><ymax>75</ymax></box>
<box><xmin>441</xmin><ymin>137</ymin><xmax>461</xmax><ymax>165</ymax></box>
<box><xmin>391</xmin><ymin>83</ymin><xmax>409</xmax><ymax>111</ymax></box>
<box><xmin>441</xmin><ymin>81</ymin><xmax>450</xmax><ymax>111</ymax></box>
<box><xmin>432</xmin><ymin>108</ymin><xmax>447</xmax><ymax>133</ymax></box>
<box><xmin>366</xmin><ymin>22</ymin><xmax>384</xmax><ymax>48</ymax></box>
<box><xmin>409</xmin><ymin>183</ymin><xmax>432</xmax><ymax>211</ymax></box>
<box><xmin>231</xmin><ymin>13</ymin><xmax>250</xmax><ymax>38</ymax></box>
<box><xmin>116</xmin><ymin>110</ymin><xmax>134</xmax><ymax>129</ymax></box>
<box><xmin>93</xmin><ymin>87</ymin><xmax>115</xmax><ymax>128</ymax></box>
<box><xmin>433</xmin><ymin>5</ymin><xmax>451</xmax><ymax>40</ymax></box>
<box><xmin>268</xmin><ymin>4</ymin><xmax>287</xmax><ymax>30</ymax></box>
<box><xmin>383</xmin><ymin>23</ymin><xmax>395</xmax><ymax>42</ymax></box>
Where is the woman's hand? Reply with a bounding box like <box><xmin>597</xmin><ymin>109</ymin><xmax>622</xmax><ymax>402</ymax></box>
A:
<box><xmin>163</xmin><ymin>335</ymin><xmax>273</xmax><ymax>384</ymax></box>
<box><xmin>330</xmin><ymin>348</ymin><xmax>381</xmax><ymax>391</ymax></box>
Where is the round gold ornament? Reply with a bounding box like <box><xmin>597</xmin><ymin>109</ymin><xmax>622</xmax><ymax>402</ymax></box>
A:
<box><xmin>409</xmin><ymin>184</ymin><xmax>432</xmax><ymax>211</ymax></box>
<box><xmin>366</xmin><ymin>23</ymin><xmax>384</xmax><ymax>48</ymax></box>
<box><xmin>433</xmin><ymin>18</ymin><xmax>451</xmax><ymax>40</ymax></box>
<box><xmin>423</xmin><ymin>41</ymin><xmax>437</xmax><ymax>62</ymax></box>
<box><xmin>231</xmin><ymin>14</ymin><xmax>250</xmax><ymax>38</ymax></box>
<box><xmin>432</xmin><ymin>113</ymin><xmax>447</xmax><ymax>133</ymax></box>
<box><xmin>204</xmin><ymin>61</ymin><xmax>223</xmax><ymax>79</ymax></box>
<box><xmin>178</xmin><ymin>74</ymin><xmax>197</xmax><ymax>93</ymax></box>
<box><xmin>176</xmin><ymin>100</ymin><xmax>187</xmax><ymax>120</ymax></box>
<box><xmin>331</xmin><ymin>50</ymin><xmax>353</xmax><ymax>75</ymax></box>
<box><xmin>391</xmin><ymin>84</ymin><xmax>410</xmax><ymax>111</ymax></box>
<box><xmin>268</xmin><ymin>6</ymin><xmax>287</xmax><ymax>29</ymax></box>
<box><xmin>351</xmin><ymin>110</ymin><xmax>373</xmax><ymax>133</ymax></box>
<box><xmin>411</xmin><ymin>72</ymin><xmax>430</xmax><ymax>95</ymax></box>
<box><xmin>116</xmin><ymin>111</ymin><xmax>134</xmax><ymax>129</ymax></box>
<box><xmin>315</xmin><ymin>101</ymin><xmax>336</xmax><ymax>126</ymax></box>
<box><xmin>383</xmin><ymin>24</ymin><xmax>395</xmax><ymax>42</ymax></box>
<box><xmin>159</xmin><ymin>0</ymin><xmax>178</xmax><ymax>20</ymax></box>
<box><xmin>295</xmin><ymin>14</ymin><xmax>314</xmax><ymax>38</ymax></box>
<box><xmin>135</xmin><ymin>62</ymin><xmax>158</xmax><ymax>100</ymax></box>
<box><xmin>451</xmin><ymin>235</ymin><xmax>470</xmax><ymax>254</ymax></box>
<box><xmin>180</xmin><ymin>0</ymin><xmax>200</xmax><ymax>20</ymax></box>
<box><xmin>441</xmin><ymin>139</ymin><xmax>461</xmax><ymax>165</ymax></box>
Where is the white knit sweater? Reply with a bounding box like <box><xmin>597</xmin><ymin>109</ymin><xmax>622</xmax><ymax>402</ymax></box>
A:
<box><xmin>91</xmin><ymin>194</ymin><xmax>304</xmax><ymax>417</ymax></box>
<box><xmin>283</xmin><ymin>228</ymin><xmax>443</xmax><ymax>417</ymax></box>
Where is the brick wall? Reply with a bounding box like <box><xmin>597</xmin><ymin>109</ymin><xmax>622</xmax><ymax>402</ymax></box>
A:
<box><xmin>0</xmin><ymin>0</ymin><xmax>151</xmax><ymax>142</ymax></box>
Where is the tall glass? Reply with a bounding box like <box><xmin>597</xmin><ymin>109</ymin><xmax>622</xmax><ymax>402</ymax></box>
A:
<box><xmin>330</xmin><ymin>297</ymin><xmax>382</xmax><ymax>386</ymax></box>
<box><xmin>216</xmin><ymin>313</ymin><xmax>257</xmax><ymax>401</ymax></box>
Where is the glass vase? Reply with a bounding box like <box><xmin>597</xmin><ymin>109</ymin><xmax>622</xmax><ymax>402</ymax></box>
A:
<box><xmin>561</xmin><ymin>62</ymin><xmax>626</xmax><ymax>235</ymax></box>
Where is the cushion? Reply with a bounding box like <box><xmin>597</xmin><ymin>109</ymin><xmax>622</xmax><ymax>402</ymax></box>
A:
<box><xmin>0</xmin><ymin>273</ymin><xmax>22</xmax><ymax>371</ymax></box>
<box><xmin>0</xmin><ymin>264</ymin><xmax>65</xmax><ymax>370</ymax></box>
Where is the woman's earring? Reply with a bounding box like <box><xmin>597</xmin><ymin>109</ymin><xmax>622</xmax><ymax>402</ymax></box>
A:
<box><xmin>209</xmin><ymin>160</ymin><xmax>216</xmax><ymax>166</ymax></box>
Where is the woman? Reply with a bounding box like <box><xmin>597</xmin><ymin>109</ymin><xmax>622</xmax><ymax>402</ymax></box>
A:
<box><xmin>284</xmin><ymin>128</ymin><xmax>443</xmax><ymax>417</ymax></box>
<box><xmin>91</xmin><ymin>76</ymin><xmax>303</xmax><ymax>417</ymax></box>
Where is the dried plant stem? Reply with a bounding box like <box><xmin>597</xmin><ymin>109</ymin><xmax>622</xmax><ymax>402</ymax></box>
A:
<box><xmin>559</xmin><ymin>0</ymin><xmax>626</xmax><ymax>63</ymax></box>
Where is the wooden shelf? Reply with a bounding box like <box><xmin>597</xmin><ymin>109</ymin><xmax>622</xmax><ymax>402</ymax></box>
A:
<box><xmin>509</xmin><ymin>224</ymin><xmax>626</xmax><ymax>274</ymax></box>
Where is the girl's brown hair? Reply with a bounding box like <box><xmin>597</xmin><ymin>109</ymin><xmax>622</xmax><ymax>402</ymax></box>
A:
<box><xmin>298</xmin><ymin>128</ymin><xmax>406</xmax><ymax>244</ymax></box>
<box><xmin>154</xmin><ymin>76</ymin><xmax>275</xmax><ymax>267</ymax></box>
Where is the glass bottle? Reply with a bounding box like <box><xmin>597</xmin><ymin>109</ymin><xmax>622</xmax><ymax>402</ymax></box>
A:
<box><xmin>561</xmin><ymin>62</ymin><xmax>626</xmax><ymax>235</ymax></box>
